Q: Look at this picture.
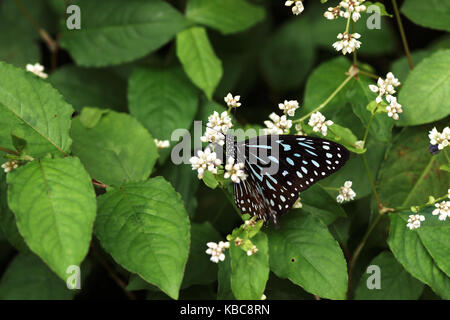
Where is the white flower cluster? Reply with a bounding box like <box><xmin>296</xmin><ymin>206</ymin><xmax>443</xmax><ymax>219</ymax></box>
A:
<box><xmin>428</xmin><ymin>127</ymin><xmax>450</xmax><ymax>151</ymax></box>
<box><xmin>336</xmin><ymin>181</ymin><xmax>356</xmax><ymax>203</ymax></box>
<box><xmin>224</xmin><ymin>93</ymin><xmax>241</xmax><ymax>108</ymax></box>
<box><xmin>189</xmin><ymin>147</ymin><xmax>222</xmax><ymax>179</ymax></box>
<box><xmin>294</xmin><ymin>123</ymin><xmax>305</xmax><ymax>136</ymax></box>
<box><xmin>26</xmin><ymin>63</ymin><xmax>48</xmax><ymax>79</ymax></box>
<box><xmin>1</xmin><ymin>160</ymin><xmax>19</xmax><ymax>173</ymax></box>
<box><xmin>333</xmin><ymin>32</ymin><xmax>361</xmax><ymax>55</ymax></box>
<box><xmin>224</xmin><ymin>157</ymin><xmax>247</xmax><ymax>183</ymax></box>
<box><xmin>432</xmin><ymin>201</ymin><xmax>450</xmax><ymax>221</ymax></box>
<box><xmin>206</xmin><ymin>241</ymin><xmax>230</xmax><ymax>263</ymax></box>
<box><xmin>247</xmin><ymin>245</ymin><xmax>258</xmax><ymax>256</ymax></box>
<box><xmin>154</xmin><ymin>139</ymin><xmax>170</xmax><ymax>149</ymax></box>
<box><xmin>278</xmin><ymin>100</ymin><xmax>299</xmax><ymax>117</ymax></box>
<box><xmin>285</xmin><ymin>1</ymin><xmax>304</xmax><ymax>15</ymax></box>
<box><xmin>264</xmin><ymin>113</ymin><xmax>292</xmax><ymax>135</ymax></box>
<box><xmin>201</xmin><ymin>111</ymin><xmax>233</xmax><ymax>146</ymax></box>
<box><xmin>406</xmin><ymin>214</ymin><xmax>425</xmax><ymax>230</ymax></box>
<box><xmin>324</xmin><ymin>0</ymin><xmax>367</xmax><ymax>22</ymax></box>
<box><xmin>308</xmin><ymin>111</ymin><xmax>333</xmax><ymax>136</ymax></box>
<box><xmin>369</xmin><ymin>72</ymin><xmax>402</xmax><ymax>120</ymax></box>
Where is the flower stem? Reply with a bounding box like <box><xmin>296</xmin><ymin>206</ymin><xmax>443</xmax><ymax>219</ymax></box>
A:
<box><xmin>0</xmin><ymin>146</ymin><xmax>20</xmax><ymax>156</ymax></box>
<box><xmin>392</xmin><ymin>0</ymin><xmax>414</xmax><ymax>70</ymax></box>
<box><xmin>362</xmin><ymin>112</ymin><xmax>375</xmax><ymax>143</ymax></box>
<box><xmin>295</xmin><ymin>74</ymin><xmax>354</xmax><ymax>123</ymax></box>
<box><xmin>362</xmin><ymin>153</ymin><xmax>382</xmax><ymax>211</ymax></box>
<box><xmin>358</xmin><ymin>70</ymin><xmax>379</xmax><ymax>80</ymax></box>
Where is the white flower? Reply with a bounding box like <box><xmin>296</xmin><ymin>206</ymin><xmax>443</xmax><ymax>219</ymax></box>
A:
<box><xmin>26</xmin><ymin>63</ymin><xmax>48</xmax><ymax>79</ymax></box>
<box><xmin>332</xmin><ymin>32</ymin><xmax>361</xmax><ymax>55</ymax></box>
<box><xmin>432</xmin><ymin>201</ymin><xmax>450</xmax><ymax>221</ymax></box>
<box><xmin>324</xmin><ymin>7</ymin><xmax>341</xmax><ymax>20</ymax></box>
<box><xmin>428</xmin><ymin>127</ymin><xmax>450</xmax><ymax>150</ymax></box>
<box><xmin>336</xmin><ymin>181</ymin><xmax>356</xmax><ymax>203</ymax></box>
<box><xmin>261</xmin><ymin>294</ymin><xmax>267</xmax><ymax>300</ymax></box>
<box><xmin>224</xmin><ymin>93</ymin><xmax>241</xmax><ymax>108</ymax></box>
<box><xmin>205</xmin><ymin>241</ymin><xmax>230</xmax><ymax>263</ymax></box>
<box><xmin>294</xmin><ymin>123</ymin><xmax>305</xmax><ymax>136</ymax></box>
<box><xmin>293</xmin><ymin>195</ymin><xmax>302</xmax><ymax>208</ymax></box>
<box><xmin>247</xmin><ymin>245</ymin><xmax>258</xmax><ymax>256</ymax></box>
<box><xmin>285</xmin><ymin>0</ymin><xmax>304</xmax><ymax>15</ymax></box>
<box><xmin>448</xmin><ymin>188</ymin><xmax>450</xmax><ymax>199</ymax></box>
<box><xmin>406</xmin><ymin>214</ymin><xmax>425</xmax><ymax>230</ymax></box>
<box><xmin>278</xmin><ymin>100</ymin><xmax>299</xmax><ymax>117</ymax></box>
<box><xmin>355</xmin><ymin>140</ymin><xmax>365</xmax><ymax>150</ymax></box>
<box><xmin>189</xmin><ymin>147</ymin><xmax>222</xmax><ymax>179</ymax></box>
<box><xmin>264</xmin><ymin>113</ymin><xmax>292</xmax><ymax>135</ymax></box>
<box><xmin>154</xmin><ymin>139</ymin><xmax>170</xmax><ymax>149</ymax></box>
<box><xmin>369</xmin><ymin>72</ymin><xmax>401</xmax><ymax>104</ymax></box>
<box><xmin>339</xmin><ymin>0</ymin><xmax>367</xmax><ymax>21</ymax></box>
<box><xmin>224</xmin><ymin>157</ymin><xmax>247</xmax><ymax>183</ymax></box>
<box><xmin>1</xmin><ymin>160</ymin><xmax>19</xmax><ymax>173</ymax></box>
<box><xmin>201</xmin><ymin>111</ymin><xmax>233</xmax><ymax>145</ymax></box>
<box><xmin>308</xmin><ymin>111</ymin><xmax>333</xmax><ymax>136</ymax></box>
<box><xmin>385</xmin><ymin>95</ymin><xmax>403</xmax><ymax>120</ymax></box>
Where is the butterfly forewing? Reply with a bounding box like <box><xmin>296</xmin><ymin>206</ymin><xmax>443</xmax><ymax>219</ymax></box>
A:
<box><xmin>231</xmin><ymin>134</ymin><xmax>349</xmax><ymax>224</ymax></box>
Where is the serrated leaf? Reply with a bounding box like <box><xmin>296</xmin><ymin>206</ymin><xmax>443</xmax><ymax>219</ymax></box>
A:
<box><xmin>7</xmin><ymin>157</ymin><xmax>97</xmax><ymax>280</ymax></box>
<box><xmin>49</xmin><ymin>65</ymin><xmax>127</xmax><ymax>112</ymax></box>
<box><xmin>388</xmin><ymin>213</ymin><xmax>450</xmax><ymax>299</ymax></box>
<box><xmin>186</xmin><ymin>0</ymin><xmax>265</xmax><ymax>35</ymax></box>
<box><xmin>71</xmin><ymin>109</ymin><xmax>158</xmax><ymax>186</ymax></box>
<box><xmin>128</xmin><ymin>67</ymin><xmax>199</xmax><ymax>140</ymax></box>
<box><xmin>230</xmin><ymin>232</ymin><xmax>269</xmax><ymax>300</ymax></box>
<box><xmin>267</xmin><ymin>212</ymin><xmax>348</xmax><ymax>300</ymax></box>
<box><xmin>0</xmin><ymin>254</ymin><xmax>75</xmax><ymax>300</ymax></box>
<box><xmin>354</xmin><ymin>251</ymin><xmax>424</xmax><ymax>300</ymax></box>
<box><xmin>401</xmin><ymin>0</ymin><xmax>450</xmax><ymax>31</ymax></box>
<box><xmin>397</xmin><ymin>50</ymin><xmax>450</xmax><ymax>126</ymax></box>
<box><xmin>300</xmin><ymin>184</ymin><xmax>347</xmax><ymax>225</ymax></box>
<box><xmin>95</xmin><ymin>177</ymin><xmax>190</xmax><ymax>299</ymax></box>
<box><xmin>176</xmin><ymin>26</ymin><xmax>223</xmax><ymax>99</ymax></box>
<box><xmin>60</xmin><ymin>0</ymin><xmax>188</xmax><ymax>66</ymax></box>
<box><xmin>0</xmin><ymin>62</ymin><xmax>73</xmax><ymax>157</ymax></box>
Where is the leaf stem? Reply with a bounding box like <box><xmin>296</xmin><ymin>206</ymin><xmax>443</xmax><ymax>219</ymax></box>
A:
<box><xmin>295</xmin><ymin>74</ymin><xmax>354</xmax><ymax>123</ymax></box>
<box><xmin>358</xmin><ymin>70</ymin><xmax>379</xmax><ymax>80</ymax></box>
<box><xmin>362</xmin><ymin>112</ymin><xmax>375</xmax><ymax>144</ymax></box>
<box><xmin>392</xmin><ymin>0</ymin><xmax>414</xmax><ymax>70</ymax></box>
<box><xmin>0</xmin><ymin>146</ymin><xmax>20</xmax><ymax>156</ymax></box>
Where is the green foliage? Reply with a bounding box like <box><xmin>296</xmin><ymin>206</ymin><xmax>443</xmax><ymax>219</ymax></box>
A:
<box><xmin>95</xmin><ymin>178</ymin><xmax>190</xmax><ymax>299</ymax></box>
<box><xmin>0</xmin><ymin>0</ymin><xmax>449</xmax><ymax>302</ymax></box>
<box><xmin>176</xmin><ymin>27</ymin><xmax>223</xmax><ymax>99</ymax></box>
<box><xmin>7</xmin><ymin>157</ymin><xmax>96</xmax><ymax>280</ymax></box>
<box><xmin>397</xmin><ymin>50</ymin><xmax>450</xmax><ymax>126</ymax></box>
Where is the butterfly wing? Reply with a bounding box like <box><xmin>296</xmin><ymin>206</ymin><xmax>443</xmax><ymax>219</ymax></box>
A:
<box><xmin>235</xmin><ymin>135</ymin><xmax>349</xmax><ymax>224</ymax></box>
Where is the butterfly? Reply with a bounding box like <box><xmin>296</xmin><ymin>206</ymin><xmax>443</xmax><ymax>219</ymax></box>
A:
<box><xmin>224</xmin><ymin>134</ymin><xmax>349</xmax><ymax>226</ymax></box>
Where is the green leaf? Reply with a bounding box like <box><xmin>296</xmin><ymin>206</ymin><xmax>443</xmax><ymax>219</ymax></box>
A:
<box><xmin>202</xmin><ymin>170</ymin><xmax>219</xmax><ymax>190</ymax></box>
<box><xmin>48</xmin><ymin>66</ymin><xmax>127</xmax><ymax>112</ymax></box>
<box><xmin>401</xmin><ymin>0</ymin><xmax>450</xmax><ymax>31</ymax></box>
<box><xmin>71</xmin><ymin>109</ymin><xmax>158</xmax><ymax>186</ymax></box>
<box><xmin>327</xmin><ymin>123</ymin><xmax>365</xmax><ymax>154</ymax></box>
<box><xmin>376</xmin><ymin>126</ymin><xmax>449</xmax><ymax>209</ymax></box>
<box><xmin>0</xmin><ymin>170</ymin><xmax>28</xmax><ymax>252</ymax></box>
<box><xmin>364</xmin><ymin>2</ymin><xmax>393</xmax><ymax>17</ymax></box>
<box><xmin>354</xmin><ymin>251</ymin><xmax>424</xmax><ymax>300</ymax></box>
<box><xmin>182</xmin><ymin>222</ymin><xmax>222</xmax><ymax>288</ymax></box>
<box><xmin>186</xmin><ymin>0</ymin><xmax>265</xmax><ymax>35</ymax></box>
<box><xmin>390</xmin><ymin>49</ymin><xmax>433</xmax><ymax>82</ymax></box>
<box><xmin>0</xmin><ymin>62</ymin><xmax>73</xmax><ymax>157</ymax></box>
<box><xmin>230</xmin><ymin>232</ymin><xmax>269</xmax><ymax>300</ymax></box>
<box><xmin>388</xmin><ymin>212</ymin><xmax>450</xmax><ymax>299</ymax></box>
<box><xmin>267</xmin><ymin>212</ymin><xmax>348</xmax><ymax>300</ymax></box>
<box><xmin>95</xmin><ymin>177</ymin><xmax>190</xmax><ymax>299</ymax></box>
<box><xmin>264</xmin><ymin>273</ymin><xmax>313</xmax><ymax>300</ymax></box>
<box><xmin>60</xmin><ymin>0</ymin><xmax>188</xmax><ymax>66</ymax></box>
<box><xmin>0</xmin><ymin>254</ymin><xmax>75</xmax><ymax>300</ymax></box>
<box><xmin>176</xmin><ymin>26</ymin><xmax>223</xmax><ymax>99</ymax></box>
<box><xmin>7</xmin><ymin>157</ymin><xmax>97</xmax><ymax>280</ymax></box>
<box><xmin>260</xmin><ymin>18</ymin><xmax>315</xmax><ymax>92</ymax></box>
<box><xmin>128</xmin><ymin>67</ymin><xmax>199</xmax><ymax>140</ymax></box>
<box><xmin>441</xmin><ymin>164</ymin><xmax>450</xmax><ymax>173</ymax></box>
<box><xmin>11</xmin><ymin>134</ymin><xmax>27</xmax><ymax>153</ymax></box>
<box><xmin>217</xmin><ymin>250</ymin><xmax>235</xmax><ymax>299</ymax></box>
<box><xmin>300</xmin><ymin>184</ymin><xmax>347</xmax><ymax>225</ymax></box>
<box><xmin>397</xmin><ymin>50</ymin><xmax>450</xmax><ymax>126</ymax></box>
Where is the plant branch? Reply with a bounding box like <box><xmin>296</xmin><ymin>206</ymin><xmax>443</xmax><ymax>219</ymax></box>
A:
<box><xmin>362</xmin><ymin>112</ymin><xmax>375</xmax><ymax>144</ymax></box>
<box><xmin>358</xmin><ymin>70</ymin><xmax>379</xmax><ymax>80</ymax></box>
<box><xmin>392</xmin><ymin>0</ymin><xmax>414</xmax><ymax>70</ymax></box>
<box><xmin>0</xmin><ymin>146</ymin><xmax>20</xmax><ymax>156</ymax></box>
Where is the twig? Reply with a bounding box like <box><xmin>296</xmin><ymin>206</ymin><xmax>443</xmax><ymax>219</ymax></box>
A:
<box><xmin>392</xmin><ymin>0</ymin><xmax>414</xmax><ymax>70</ymax></box>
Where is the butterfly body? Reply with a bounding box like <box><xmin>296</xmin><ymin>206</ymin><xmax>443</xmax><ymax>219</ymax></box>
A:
<box><xmin>225</xmin><ymin>134</ymin><xmax>349</xmax><ymax>226</ymax></box>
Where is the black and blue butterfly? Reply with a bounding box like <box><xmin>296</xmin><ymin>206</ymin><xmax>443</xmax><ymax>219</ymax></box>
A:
<box><xmin>224</xmin><ymin>133</ymin><xmax>349</xmax><ymax>226</ymax></box>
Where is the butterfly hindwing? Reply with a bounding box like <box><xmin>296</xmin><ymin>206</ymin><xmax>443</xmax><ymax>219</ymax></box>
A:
<box><xmin>232</xmin><ymin>134</ymin><xmax>349</xmax><ymax>224</ymax></box>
